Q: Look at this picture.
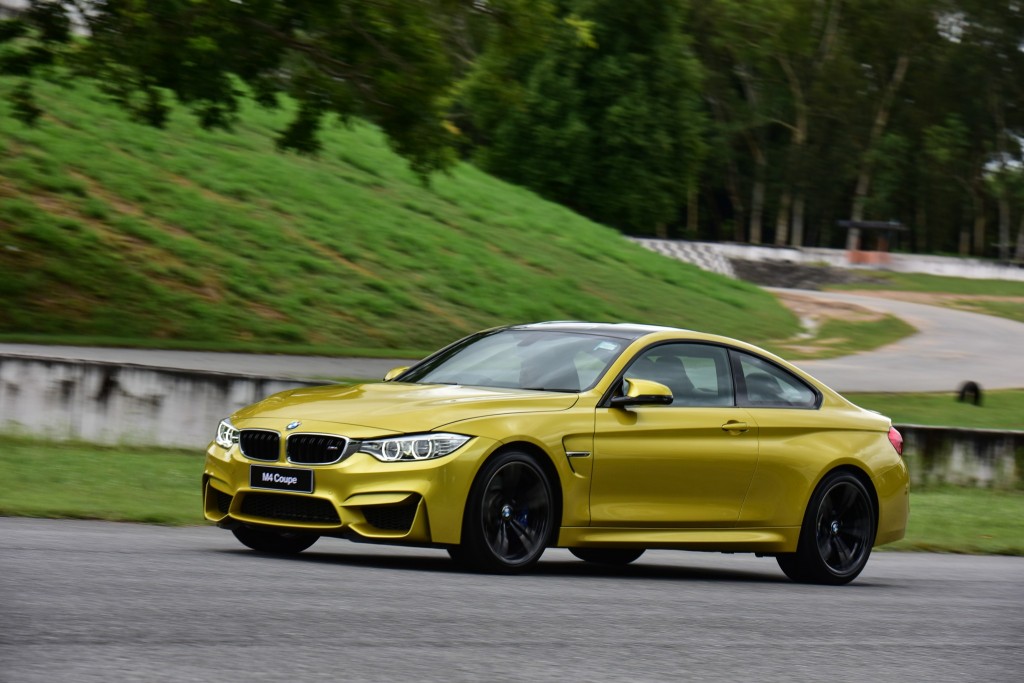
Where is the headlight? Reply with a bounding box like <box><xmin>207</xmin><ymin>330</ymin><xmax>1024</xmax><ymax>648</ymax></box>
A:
<box><xmin>359</xmin><ymin>433</ymin><xmax>470</xmax><ymax>462</ymax></box>
<box><xmin>215</xmin><ymin>418</ymin><xmax>239</xmax><ymax>450</ymax></box>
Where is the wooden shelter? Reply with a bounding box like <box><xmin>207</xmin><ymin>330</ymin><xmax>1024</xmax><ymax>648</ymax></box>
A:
<box><xmin>838</xmin><ymin>220</ymin><xmax>907</xmax><ymax>265</ymax></box>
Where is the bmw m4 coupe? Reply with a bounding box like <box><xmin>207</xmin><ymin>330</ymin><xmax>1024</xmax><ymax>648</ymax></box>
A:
<box><xmin>203</xmin><ymin>322</ymin><xmax>909</xmax><ymax>584</ymax></box>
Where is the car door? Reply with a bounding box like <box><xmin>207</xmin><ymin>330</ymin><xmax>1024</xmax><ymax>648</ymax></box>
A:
<box><xmin>590</xmin><ymin>343</ymin><xmax>759</xmax><ymax>528</ymax></box>
<box><xmin>728</xmin><ymin>349</ymin><xmax>827</xmax><ymax>527</ymax></box>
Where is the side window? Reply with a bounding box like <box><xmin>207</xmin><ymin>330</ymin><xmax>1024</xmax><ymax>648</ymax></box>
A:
<box><xmin>733</xmin><ymin>351</ymin><xmax>819</xmax><ymax>408</ymax></box>
<box><xmin>623</xmin><ymin>344</ymin><xmax>734</xmax><ymax>407</ymax></box>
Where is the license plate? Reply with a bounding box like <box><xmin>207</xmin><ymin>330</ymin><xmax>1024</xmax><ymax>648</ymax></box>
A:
<box><xmin>250</xmin><ymin>465</ymin><xmax>314</xmax><ymax>493</ymax></box>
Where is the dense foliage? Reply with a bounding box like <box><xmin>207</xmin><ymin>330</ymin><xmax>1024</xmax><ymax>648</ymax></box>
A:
<box><xmin>688</xmin><ymin>0</ymin><xmax>1024</xmax><ymax>258</ymax></box>
<box><xmin>0</xmin><ymin>0</ymin><xmax>551</xmax><ymax>176</ymax></box>
<box><xmin>2</xmin><ymin>1</ymin><xmax>1023</xmax><ymax>258</ymax></box>
<box><xmin>458</xmin><ymin>0</ymin><xmax>706</xmax><ymax>234</ymax></box>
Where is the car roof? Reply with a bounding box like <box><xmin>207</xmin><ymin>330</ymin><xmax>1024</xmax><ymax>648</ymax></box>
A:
<box><xmin>508</xmin><ymin>321</ymin><xmax>685</xmax><ymax>340</ymax></box>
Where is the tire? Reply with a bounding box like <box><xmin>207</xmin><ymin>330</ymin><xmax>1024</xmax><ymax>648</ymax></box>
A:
<box><xmin>450</xmin><ymin>450</ymin><xmax>555</xmax><ymax>574</ymax></box>
<box><xmin>569</xmin><ymin>548</ymin><xmax>645</xmax><ymax>566</ymax></box>
<box><xmin>232</xmin><ymin>525</ymin><xmax>319</xmax><ymax>555</ymax></box>
<box><xmin>777</xmin><ymin>470</ymin><xmax>876</xmax><ymax>585</ymax></box>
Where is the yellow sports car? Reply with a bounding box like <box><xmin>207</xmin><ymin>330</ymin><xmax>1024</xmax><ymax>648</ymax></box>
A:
<box><xmin>203</xmin><ymin>322</ymin><xmax>908</xmax><ymax>584</ymax></box>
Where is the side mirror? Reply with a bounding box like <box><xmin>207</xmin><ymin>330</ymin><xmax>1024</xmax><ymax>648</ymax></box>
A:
<box><xmin>383</xmin><ymin>366</ymin><xmax>410</xmax><ymax>382</ymax></box>
<box><xmin>609</xmin><ymin>378</ymin><xmax>674</xmax><ymax>408</ymax></box>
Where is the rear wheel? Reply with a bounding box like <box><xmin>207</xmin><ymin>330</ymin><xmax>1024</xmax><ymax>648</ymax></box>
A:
<box><xmin>449</xmin><ymin>451</ymin><xmax>554</xmax><ymax>574</ymax></box>
<box><xmin>777</xmin><ymin>471</ymin><xmax>876</xmax><ymax>585</ymax></box>
<box><xmin>569</xmin><ymin>548</ymin><xmax>645</xmax><ymax>566</ymax></box>
<box><xmin>232</xmin><ymin>525</ymin><xmax>319</xmax><ymax>555</ymax></box>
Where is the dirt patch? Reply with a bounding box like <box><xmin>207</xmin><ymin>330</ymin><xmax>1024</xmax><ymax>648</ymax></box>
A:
<box><xmin>771</xmin><ymin>291</ymin><xmax>892</xmax><ymax>356</ymax></box>
<box><xmin>774</xmin><ymin>290</ymin><xmax>887</xmax><ymax>324</ymax></box>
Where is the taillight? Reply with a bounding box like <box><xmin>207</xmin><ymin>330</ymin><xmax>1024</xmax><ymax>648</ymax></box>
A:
<box><xmin>888</xmin><ymin>426</ymin><xmax>903</xmax><ymax>456</ymax></box>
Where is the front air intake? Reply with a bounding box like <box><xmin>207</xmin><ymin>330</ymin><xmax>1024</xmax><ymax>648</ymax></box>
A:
<box><xmin>240</xmin><ymin>493</ymin><xmax>341</xmax><ymax>525</ymax></box>
<box><xmin>214</xmin><ymin>489</ymin><xmax>232</xmax><ymax>515</ymax></box>
<box><xmin>362</xmin><ymin>502</ymin><xmax>418</xmax><ymax>532</ymax></box>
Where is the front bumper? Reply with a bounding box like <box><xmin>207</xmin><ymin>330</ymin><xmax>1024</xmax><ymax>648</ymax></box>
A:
<box><xmin>203</xmin><ymin>432</ymin><xmax>499</xmax><ymax>545</ymax></box>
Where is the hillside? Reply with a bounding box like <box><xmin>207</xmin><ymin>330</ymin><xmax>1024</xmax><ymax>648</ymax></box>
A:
<box><xmin>0</xmin><ymin>77</ymin><xmax>798</xmax><ymax>355</ymax></box>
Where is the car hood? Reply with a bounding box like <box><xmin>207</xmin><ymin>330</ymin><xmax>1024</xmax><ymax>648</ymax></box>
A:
<box><xmin>233</xmin><ymin>382</ymin><xmax>580</xmax><ymax>434</ymax></box>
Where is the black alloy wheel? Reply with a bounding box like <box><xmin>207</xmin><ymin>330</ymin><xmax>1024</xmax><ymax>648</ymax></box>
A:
<box><xmin>569</xmin><ymin>548</ymin><xmax>645</xmax><ymax>566</ymax></box>
<box><xmin>449</xmin><ymin>451</ymin><xmax>554</xmax><ymax>573</ymax></box>
<box><xmin>777</xmin><ymin>470</ymin><xmax>876</xmax><ymax>585</ymax></box>
<box><xmin>232</xmin><ymin>525</ymin><xmax>319</xmax><ymax>555</ymax></box>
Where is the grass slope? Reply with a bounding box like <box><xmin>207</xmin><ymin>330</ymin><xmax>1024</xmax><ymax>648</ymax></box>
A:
<box><xmin>0</xmin><ymin>77</ymin><xmax>797</xmax><ymax>355</ymax></box>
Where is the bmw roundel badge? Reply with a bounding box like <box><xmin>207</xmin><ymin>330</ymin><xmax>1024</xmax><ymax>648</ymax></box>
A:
<box><xmin>286</xmin><ymin>421</ymin><xmax>301</xmax><ymax>431</ymax></box>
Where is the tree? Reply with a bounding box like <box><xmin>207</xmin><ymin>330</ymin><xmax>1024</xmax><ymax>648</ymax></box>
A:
<box><xmin>0</xmin><ymin>0</ymin><xmax>73</xmax><ymax>124</ymax></box>
<box><xmin>690</xmin><ymin>0</ymin><xmax>793</xmax><ymax>244</ymax></box>
<box><xmin>693</xmin><ymin>0</ymin><xmax>967</xmax><ymax>251</ymax></box>
<box><xmin>2</xmin><ymin>0</ymin><xmax>547</xmax><ymax>176</ymax></box>
<box><xmin>461</xmin><ymin>0</ymin><xmax>707</xmax><ymax>234</ymax></box>
<box><xmin>956</xmin><ymin>0</ymin><xmax>1024</xmax><ymax>259</ymax></box>
<box><xmin>890</xmin><ymin>1</ymin><xmax>1024</xmax><ymax>257</ymax></box>
<box><xmin>833</xmin><ymin>0</ymin><xmax>941</xmax><ymax>250</ymax></box>
<box><xmin>693</xmin><ymin>0</ymin><xmax>861</xmax><ymax>247</ymax></box>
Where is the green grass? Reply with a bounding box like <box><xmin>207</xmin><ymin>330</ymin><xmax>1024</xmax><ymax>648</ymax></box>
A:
<box><xmin>0</xmin><ymin>76</ymin><xmax>801</xmax><ymax>354</ymax></box>
<box><xmin>830</xmin><ymin>271</ymin><xmax>1024</xmax><ymax>297</ymax></box>
<box><xmin>884</xmin><ymin>487</ymin><xmax>1024</xmax><ymax>556</ymax></box>
<box><xmin>829</xmin><ymin>271</ymin><xmax>1024</xmax><ymax>323</ymax></box>
<box><xmin>845</xmin><ymin>389</ymin><xmax>1024</xmax><ymax>431</ymax></box>
<box><xmin>768</xmin><ymin>314</ymin><xmax>916</xmax><ymax>360</ymax></box>
<box><xmin>0</xmin><ymin>439</ymin><xmax>203</xmax><ymax>525</ymax></box>
<box><xmin>2</xmin><ymin>438</ymin><xmax>1021</xmax><ymax>555</ymax></box>
<box><xmin>960</xmin><ymin>299</ymin><xmax>1024</xmax><ymax>324</ymax></box>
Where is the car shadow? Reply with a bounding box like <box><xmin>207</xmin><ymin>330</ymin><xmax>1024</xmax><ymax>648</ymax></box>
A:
<box><xmin>212</xmin><ymin>546</ymin><xmax>805</xmax><ymax>585</ymax></box>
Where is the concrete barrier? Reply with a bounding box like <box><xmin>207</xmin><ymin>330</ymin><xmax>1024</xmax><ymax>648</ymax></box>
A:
<box><xmin>632</xmin><ymin>238</ymin><xmax>1024</xmax><ymax>282</ymax></box>
<box><xmin>0</xmin><ymin>355</ymin><xmax>318</xmax><ymax>449</ymax></box>
<box><xmin>2</xmin><ymin>355</ymin><xmax>1020</xmax><ymax>488</ymax></box>
<box><xmin>898</xmin><ymin>424</ymin><xmax>1023</xmax><ymax>490</ymax></box>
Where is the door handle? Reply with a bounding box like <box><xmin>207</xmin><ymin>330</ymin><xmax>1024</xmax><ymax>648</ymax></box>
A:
<box><xmin>721</xmin><ymin>421</ymin><xmax>749</xmax><ymax>433</ymax></box>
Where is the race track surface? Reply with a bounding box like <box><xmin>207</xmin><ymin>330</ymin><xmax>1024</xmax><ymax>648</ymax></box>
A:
<box><xmin>781</xmin><ymin>289</ymin><xmax>1024</xmax><ymax>392</ymax></box>
<box><xmin>2</xmin><ymin>518</ymin><xmax>1021</xmax><ymax>682</ymax></box>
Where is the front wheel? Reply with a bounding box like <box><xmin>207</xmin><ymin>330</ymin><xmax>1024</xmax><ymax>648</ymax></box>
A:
<box><xmin>777</xmin><ymin>471</ymin><xmax>876</xmax><ymax>585</ymax></box>
<box><xmin>232</xmin><ymin>525</ymin><xmax>319</xmax><ymax>555</ymax></box>
<box><xmin>569</xmin><ymin>548</ymin><xmax>645</xmax><ymax>566</ymax></box>
<box><xmin>450</xmin><ymin>451</ymin><xmax>555</xmax><ymax>574</ymax></box>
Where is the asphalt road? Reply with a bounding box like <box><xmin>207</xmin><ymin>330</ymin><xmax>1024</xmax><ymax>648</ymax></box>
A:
<box><xmin>786</xmin><ymin>289</ymin><xmax>1024</xmax><ymax>392</ymax></box>
<box><xmin>3</xmin><ymin>289</ymin><xmax>1023</xmax><ymax>391</ymax></box>
<box><xmin>1</xmin><ymin>518</ymin><xmax>1021</xmax><ymax>682</ymax></box>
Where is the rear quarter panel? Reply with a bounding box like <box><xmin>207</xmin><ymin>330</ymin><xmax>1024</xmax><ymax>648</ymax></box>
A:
<box><xmin>737</xmin><ymin>405</ymin><xmax>905</xmax><ymax>529</ymax></box>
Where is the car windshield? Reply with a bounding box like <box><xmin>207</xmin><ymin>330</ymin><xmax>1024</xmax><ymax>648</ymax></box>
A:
<box><xmin>399</xmin><ymin>329</ymin><xmax>629</xmax><ymax>393</ymax></box>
